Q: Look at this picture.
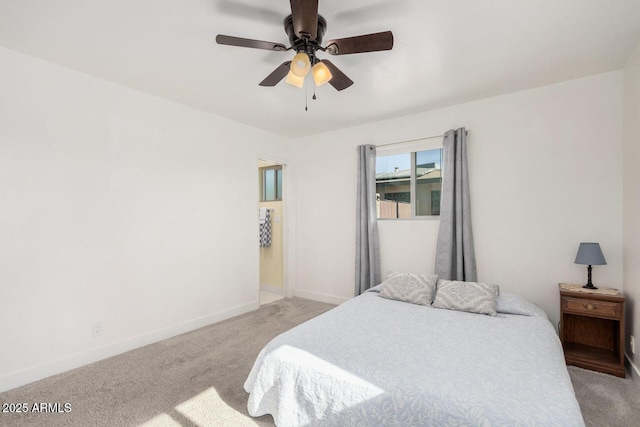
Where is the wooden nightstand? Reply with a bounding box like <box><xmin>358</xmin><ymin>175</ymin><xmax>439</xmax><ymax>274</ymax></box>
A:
<box><xmin>559</xmin><ymin>283</ymin><xmax>625</xmax><ymax>377</ymax></box>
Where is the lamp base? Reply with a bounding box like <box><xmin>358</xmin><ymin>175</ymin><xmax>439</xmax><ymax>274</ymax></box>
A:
<box><xmin>582</xmin><ymin>264</ymin><xmax>598</xmax><ymax>289</ymax></box>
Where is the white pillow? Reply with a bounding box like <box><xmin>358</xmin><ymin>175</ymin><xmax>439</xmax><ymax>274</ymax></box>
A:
<box><xmin>496</xmin><ymin>293</ymin><xmax>548</xmax><ymax>318</ymax></box>
<box><xmin>432</xmin><ymin>280</ymin><xmax>499</xmax><ymax>316</ymax></box>
<box><xmin>379</xmin><ymin>273</ymin><xmax>438</xmax><ymax>306</ymax></box>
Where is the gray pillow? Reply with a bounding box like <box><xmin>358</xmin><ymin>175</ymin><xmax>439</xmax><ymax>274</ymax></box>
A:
<box><xmin>379</xmin><ymin>273</ymin><xmax>438</xmax><ymax>306</ymax></box>
<box><xmin>496</xmin><ymin>293</ymin><xmax>547</xmax><ymax>318</ymax></box>
<box><xmin>432</xmin><ymin>280</ymin><xmax>499</xmax><ymax>316</ymax></box>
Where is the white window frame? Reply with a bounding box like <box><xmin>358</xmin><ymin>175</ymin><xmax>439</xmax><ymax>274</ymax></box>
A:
<box><xmin>376</xmin><ymin>138</ymin><xmax>443</xmax><ymax>220</ymax></box>
<box><xmin>260</xmin><ymin>165</ymin><xmax>283</xmax><ymax>202</ymax></box>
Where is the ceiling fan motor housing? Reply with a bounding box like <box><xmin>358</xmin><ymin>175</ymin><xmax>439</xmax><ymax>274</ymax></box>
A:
<box><xmin>284</xmin><ymin>14</ymin><xmax>326</xmax><ymax>61</ymax></box>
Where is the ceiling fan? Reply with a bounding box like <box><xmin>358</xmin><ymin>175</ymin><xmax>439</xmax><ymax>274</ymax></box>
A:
<box><xmin>215</xmin><ymin>0</ymin><xmax>394</xmax><ymax>91</ymax></box>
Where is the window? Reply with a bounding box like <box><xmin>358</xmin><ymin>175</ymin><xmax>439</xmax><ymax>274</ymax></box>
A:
<box><xmin>376</xmin><ymin>147</ymin><xmax>442</xmax><ymax>219</ymax></box>
<box><xmin>260</xmin><ymin>166</ymin><xmax>282</xmax><ymax>201</ymax></box>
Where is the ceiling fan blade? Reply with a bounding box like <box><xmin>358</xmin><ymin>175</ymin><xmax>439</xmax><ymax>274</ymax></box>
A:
<box><xmin>290</xmin><ymin>0</ymin><xmax>318</xmax><ymax>40</ymax></box>
<box><xmin>216</xmin><ymin>34</ymin><xmax>287</xmax><ymax>51</ymax></box>
<box><xmin>322</xmin><ymin>60</ymin><xmax>354</xmax><ymax>91</ymax></box>
<box><xmin>325</xmin><ymin>31</ymin><xmax>393</xmax><ymax>55</ymax></box>
<box><xmin>259</xmin><ymin>62</ymin><xmax>292</xmax><ymax>86</ymax></box>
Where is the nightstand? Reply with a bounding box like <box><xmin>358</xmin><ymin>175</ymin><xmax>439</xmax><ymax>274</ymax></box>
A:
<box><xmin>559</xmin><ymin>283</ymin><xmax>625</xmax><ymax>378</ymax></box>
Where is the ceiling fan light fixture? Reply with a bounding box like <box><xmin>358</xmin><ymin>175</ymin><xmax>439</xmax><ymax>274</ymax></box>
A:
<box><xmin>285</xmin><ymin>70</ymin><xmax>305</xmax><ymax>88</ymax></box>
<box><xmin>312</xmin><ymin>61</ymin><xmax>332</xmax><ymax>86</ymax></box>
<box><xmin>290</xmin><ymin>52</ymin><xmax>311</xmax><ymax>77</ymax></box>
<box><xmin>215</xmin><ymin>2</ymin><xmax>394</xmax><ymax>92</ymax></box>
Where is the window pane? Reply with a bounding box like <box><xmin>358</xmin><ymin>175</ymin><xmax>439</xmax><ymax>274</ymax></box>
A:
<box><xmin>415</xmin><ymin>149</ymin><xmax>443</xmax><ymax>216</ymax></box>
<box><xmin>264</xmin><ymin>169</ymin><xmax>275</xmax><ymax>201</ymax></box>
<box><xmin>276</xmin><ymin>168</ymin><xmax>283</xmax><ymax>199</ymax></box>
<box><xmin>376</xmin><ymin>153</ymin><xmax>411</xmax><ymax>219</ymax></box>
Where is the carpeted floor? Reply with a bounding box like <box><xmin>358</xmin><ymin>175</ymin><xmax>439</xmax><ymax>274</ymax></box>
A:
<box><xmin>1</xmin><ymin>297</ymin><xmax>638</xmax><ymax>426</ymax></box>
<box><xmin>568</xmin><ymin>365</ymin><xmax>640</xmax><ymax>426</ymax></box>
<box><xmin>0</xmin><ymin>297</ymin><xmax>335</xmax><ymax>427</ymax></box>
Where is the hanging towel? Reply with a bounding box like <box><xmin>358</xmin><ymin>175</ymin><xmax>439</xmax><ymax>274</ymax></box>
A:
<box><xmin>259</xmin><ymin>207</ymin><xmax>268</xmax><ymax>224</ymax></box>
<box><xmin>259</xmin><ymin>209</ymin><xmax>272</xmax><ymax>247</ymax></box>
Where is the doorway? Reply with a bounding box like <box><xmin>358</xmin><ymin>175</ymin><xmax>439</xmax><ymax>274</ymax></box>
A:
<box><xmin>258</xmin><ymin>159</ymin><xmax>285</xmax><ymax>305</ymax></box>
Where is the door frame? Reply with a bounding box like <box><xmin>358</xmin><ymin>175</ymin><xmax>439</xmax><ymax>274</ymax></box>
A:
<box><xmin>257</xmin><ymin>155</ymin><xmax>291</xmax><ymax>302</ymax></box>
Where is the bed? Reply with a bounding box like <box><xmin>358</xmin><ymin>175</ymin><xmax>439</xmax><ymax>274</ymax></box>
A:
<box><xmin>244</xmin><ymin>282</ymin><xmax>585</xmax><ymax>426</ymax></box>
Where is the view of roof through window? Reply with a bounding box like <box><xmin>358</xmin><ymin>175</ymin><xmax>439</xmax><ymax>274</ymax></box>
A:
<box><xmin>376</xmin><ymin>149</ymin><xmax>443</xmax><ymax>219</ymax></box>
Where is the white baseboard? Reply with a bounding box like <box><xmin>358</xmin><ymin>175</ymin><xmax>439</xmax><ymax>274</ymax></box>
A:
<box><xmin>260</xmin><ymin>283</ymin><xmax>284</xmax><ymax>294</ymax></box>
<box><xmin>293</xmin><ymin>289</ymin><xmax>350</xmax><ymax>305</ymax></box>
<box><xmin>626</xmin><ymin>353</ymin><xmax>640</xmax><ymax>386</ymax></box>
<box><xmin>0</xmin><ymin>301</ymin><xmax>259</xmax><ymax>393</ymax></box>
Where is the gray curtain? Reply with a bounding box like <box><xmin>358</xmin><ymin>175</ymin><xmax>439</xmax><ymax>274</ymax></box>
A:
<box><xmin>355</xmin><ymin>144</ymin><xmax>381</xmax><ymax>295</ymax></box>
<box><xmin>435</xmin><ymin>128</ymin><xmax>477</xmax><ymax>281</ymax></box>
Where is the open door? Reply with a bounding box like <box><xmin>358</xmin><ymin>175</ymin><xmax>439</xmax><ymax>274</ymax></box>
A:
<box><xmin>258</xmin><ymin>160</ymin><xmax>285</xmax><ymax>305</ymax></box>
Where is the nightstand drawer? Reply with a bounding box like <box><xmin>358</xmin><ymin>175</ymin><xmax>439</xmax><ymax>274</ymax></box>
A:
<box><xmin>562</xmin><ymin>297</ymin><xmax>621</xmax><ymax>319</ymax></box>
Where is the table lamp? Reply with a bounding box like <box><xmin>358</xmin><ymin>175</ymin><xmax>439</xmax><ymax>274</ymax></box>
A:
<box><xmin>574</xmin><ymin>242</ymin><xmax>607</xmax><ymax>289</ymax></box>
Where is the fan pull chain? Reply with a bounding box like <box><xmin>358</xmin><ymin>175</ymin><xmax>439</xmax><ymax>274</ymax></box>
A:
<box><xmin>303</xmin><ymin>81</ymin><xmax>318</xmax><ymax>111</ymax></box>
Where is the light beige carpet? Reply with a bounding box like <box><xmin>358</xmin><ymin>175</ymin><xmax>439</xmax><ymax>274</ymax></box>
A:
<box><xmin>0</xmin><ymin>297</ymin><xmax>335</xmax><ymax>427</ymax></box>
<box><xmin>1</xmin><ymin>297</ymin><xmax>638</xmax><ymax>426</ymax></box>
<box><xmin>568</xmin><ymin>365</ymin><xmax>640</xmax><ymax>426</ymax></box>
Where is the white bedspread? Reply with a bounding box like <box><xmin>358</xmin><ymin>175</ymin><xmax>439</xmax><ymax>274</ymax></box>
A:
<box><xmin>244</xmin><ymin>292</ymin><xmax>584</xmax><ymax>426</ymax></box>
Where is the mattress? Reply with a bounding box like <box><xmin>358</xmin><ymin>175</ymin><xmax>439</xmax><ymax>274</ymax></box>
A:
<box><xmin>244</xmin><ymin>291</ymin><xmax>585</xmax><ymax>426</ymax></box>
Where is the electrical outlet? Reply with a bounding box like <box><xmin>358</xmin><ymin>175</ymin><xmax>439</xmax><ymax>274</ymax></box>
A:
<box><xmin>92</xmin><ymin>322</ymin><xmax>103</xmax><ymax>337</ymax></box>
<box><xmin>631</xmin><ymin>336</ymin><xmax>636</xmax><ymax>355</ymax></box>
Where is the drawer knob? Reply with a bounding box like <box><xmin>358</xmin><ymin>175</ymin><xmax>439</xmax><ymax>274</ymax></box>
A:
<box><xmin>583</xmin><ymin>303</ymin><xmax>598</xmax><ymax>310</ymax></box>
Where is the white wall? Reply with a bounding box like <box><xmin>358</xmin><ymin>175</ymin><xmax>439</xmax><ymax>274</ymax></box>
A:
<box><xmin>623</xmin><ymin>41</ymin><xmax>640</xmax><ymax>377</ymax></box>
<box><xmin>0</xmin><ymin>47</ymin><xmax>291</xmax><ymax>392</ymax></box>
<box><xmin>292</xmin><ymin>71</ymin><xmax>624</xmax><ymax>328</ymax></box>
<box><xmin>0</xmin><ymin>43</ymin><xmax>630</xmax><ymax>392</ymax></box>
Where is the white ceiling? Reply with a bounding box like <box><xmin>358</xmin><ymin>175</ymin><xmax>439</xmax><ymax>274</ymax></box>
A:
<box><xmin>1</xmin><ymin>0</ymin><xmax>640</xmax><ymax>138</ymax></box>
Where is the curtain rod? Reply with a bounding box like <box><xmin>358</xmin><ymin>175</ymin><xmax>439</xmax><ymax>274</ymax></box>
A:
<box><xmin>375</xmin><ymin>129</ymin><xmax>469</xmax><ymax>148</ymax></box>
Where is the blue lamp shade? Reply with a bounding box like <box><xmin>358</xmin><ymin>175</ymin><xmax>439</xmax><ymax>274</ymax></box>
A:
<box><xmin>575</xmin><ymin>242</ymin><xmax>606</xmax><ymax>289</ymax></box>
<box><xmin>574</xmin><ymin>243</ymin><xmax>607</xmax><ymax>266</ymax></box>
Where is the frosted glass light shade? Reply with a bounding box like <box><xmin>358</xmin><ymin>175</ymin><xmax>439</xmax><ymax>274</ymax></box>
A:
<box><xmin>285</xmin><ymin>70</ymin><xmax>304</xmax><ymax>88</ymax></box>
<box><xmin>290</xmin><ymin>52</ymin><xmax>311</xmax><ymax>77</ymax></box>
<box><xmin>312</xmin><ymin>61</ymin><xmax>333</xmax><ymax>86</ymax></box>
